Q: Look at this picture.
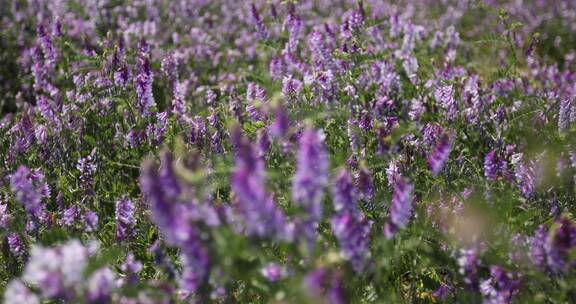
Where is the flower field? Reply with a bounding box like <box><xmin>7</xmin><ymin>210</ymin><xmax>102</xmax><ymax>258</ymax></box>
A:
<box><xmin>0</xmin><ymin>1</ymin><xmax>576</xmax><ymax>303</ymax></box>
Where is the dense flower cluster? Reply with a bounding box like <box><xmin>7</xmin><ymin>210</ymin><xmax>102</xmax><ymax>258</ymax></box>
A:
<box><xmin>0</xmin><ymin>1</ymin><xmax>576</xmax><ymax>303</ymax></box>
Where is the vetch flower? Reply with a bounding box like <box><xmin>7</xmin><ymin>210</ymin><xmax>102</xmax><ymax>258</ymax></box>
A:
<box><xmin>231</xmin><ymin>130</ymin><xmax>294</xmax><ymax>242</ymax></box>
<box><xmin>116</xmin><ymin>197</ymin><xmax>136</xmax><ymax>242</ymax></box>
<box><xmin>8</xmin><ymin>233</ymin><xmax>25</xmax><ymax>259</ymax></box>
<box><xmin>10</xmin><ymin>166</ymin><xmax>49</xmax><ymax>223</ymax></box>
<box><xmin>3</xmin><ymin>280</ymin><xmax>40</xmax><ymax>304</ymax></box>
<box><xmin>135</xmin><ymin>38</ymin><xmax>155</xmax><ymax>117</ymax></box>
<box><xmin>86</xmin><ymin>267</ymin><xmax>117</xmax><ymax>304</ymax></box>
<box><xmin>332</xmin><ymin>169</ymin><xmax>360</xmax><ymax>216</ymax></box>
<box><xmin>435</xmin><ymin>85</ymin><xmax>457</xmax><ymax>121</ymax></box>
<box><xmin>428</xmin><ymin>134</ymin><xmax>452</xmax><ymax>177</ymax></box>
<box><xmin>384</xmin><ymin>178</ymin><xmax>413</xmax><ymax>239</ymax></box>
<box><xmin>331</xmin><ymin>212</ymin><xmax>372</xmax><ymax>273</ymax></box>
<box><xmin>484</xmin><ymin>150</ymin><xmax>498</xmax><ymax>181</ymax></box>
<box><xmin>293</xmin><ymin>128</ymin><xmax>329</xmax><ymax>249</ymax></box>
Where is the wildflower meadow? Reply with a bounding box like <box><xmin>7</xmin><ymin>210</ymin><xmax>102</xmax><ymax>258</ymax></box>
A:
<box><xmin>0</xmin><ymin>1</ymin><xmax>575</xmax><ymax>303</ymax></box>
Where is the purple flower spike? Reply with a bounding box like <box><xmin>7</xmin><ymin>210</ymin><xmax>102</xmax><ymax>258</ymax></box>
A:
<box><xmin>331</xmin><ymin>212</ymin><xmax>372</xmax><ymax>273</ymax></box>
<box><xmin>140</xmin><ymin>151</ymin><xmax>210</xmax><ymax>293</ymax></box>
<box><xmin>332</xmin><ymin>169</ymin><xmax>359</xmax><ymax>216</ymax></box>
<box><xmin>480</xmin><ymin>266</ymin><xmax>520</xmax><ymax>304</ymax></box>
<box><xmin>135</xmin><ymin>39</ymin><xmax>155</xmax><ymax>117</ymax></box>
<box><xmin>303</xmin><ymin>268</ymin><xmax>346</xmax><ymax>304</ymax></box>
<box><xmin>511</xmin><ymin>153</ymin><xmax>534</xmax><ymax>199</ymax></box>
<box><xmin>384</xmin><ymin>177</ymin><xmax>413</xmax><ymax>239</ymax></box>
<box><xmin>458</xmin><ymin>249</ymin><xmax>479</xmax><ymax>288</ymax></box>
<box><xmin>558</xmin><ymin>98</ymin><xmax>572</xmax><ymax>133</ymax></box>
<box><xmin>282</xmin><ymin>76</ymin><xmax>303</xmax><ymax>103</ymax></box>
<box><xmin>231</xmin><ymin>131</ymin><xmax>294</xmax><ymax>242</ymax></box>
<box><xmin>116</xmin><ymin>197</ymin><xmax>136</xmax><ymax>242</ymax></box>
<box><xmin>356</xmin><ymin>165</ymin><xmax>375</xmax><ymax>211</ymax></box>
<box><xmin>86</xmin><ymin>268</ymin><xmax>116</xmax><ymax>304</ymax></box>
<box><xmin>269</xmin><ymin>103</ymin><xmax>290</xmax><ymax>138</ymax></box>
<box><xmin>0</xmin><ymin>202</ymin><xmax>11</xmax><ymax>229</ymax></box>
<box><xmin>293</xmin><ymin>128</ymin><xmax>329</xmax><ymax>250</ymax></box>
<box><xmin>293</xmin><ymin>128</ymin><xmax>329</xmax><ymax>219</ymax></box>
<box><xmin>10</xmin><ymin>166</ymin><xmax>49</xmax><ymax>223</ymax></box>
<box><xmin>484</xmin><ymin>150</ymin><xmax>498</xmax><ymax>181</ymax></box>
<box><xmin>546</xmin><ymin>216</ymin><xmax>576</xmax><ymax>273</ymax></box>
<box><xmin>250</xmin><ymin>4</ymin><xmax>268</xmax><ymax>40</ymax></box>
<box><xmin>428</xmin><ymin>134</ymin><xmax>452</xmax><ymax>177</ymax></box>
<box><xmin>435</xmin><ymin>85</ymin><xmax>457</xmax><ymax>121</ymax></box>
<box><xmin>8</xmin><ymin>233</ymin><xmax>25</xmax><ymax>259</ymax></box>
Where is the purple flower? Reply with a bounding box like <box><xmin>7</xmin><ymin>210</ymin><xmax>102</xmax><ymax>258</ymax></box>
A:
<box><xmin>530</xmin><ymin>225</ymin><xmax>548</xmax><ymax>269</ymax></box>
<box><xmin>146</xmin><ymin>112</ymin><xmax>168</xmax><ymax>146</ymax></box>
<box><xmin>308</xmin><ymin>31</ymin><xmax>333</xmax><ymax>70</ymax></box>
<box><xmin>161</xmin><ymin>51</ymin><xmax>179</xmax><ymax>87</ymax></box>
<box><xmin>485</xmin><ymin>150</ymin><xmax>498</xmax><ymax>181</ymax></box>
<box><xmin>140</xmin><ymin>152</ymin><xmax>186</xmax><ymax>245</ymax></box>
<box><xmin>37</xmin><ymin>24</ymin><xmax>57</xmax><ymax>66</ymax></box>
<box><xmin>293</xmin><ymin>128</ymin><xmax>329</xmax><ymax>249</ymax></box>
<box><xmin>293</xmin><ymin>128</ymin><xmax>329</xmax><ymax>219</ymax></box>
<box><xmin>250</xmin><ymin>4</ymin><xmax>268</xmax><ymax>40</ymax></box>
<box><xmin>231</xmin><ymin>131</ymin><xmax>294</xmax><ymax>242</ymax></box>
<box><xmin>356</xmin><ymin>165</ymin><xmax>375</xmax><ymax>211</ymax></box>
<box><xmin>10</xmin><ymin>166</ymin><xmax>49</xmax><ymax>223</ymax></box>
<box><xmin>8</xmin><ymin>233</ymin><xmax>25</xmax><ymax>259</ymax></box>
<box><xmin>0</xmin><ymin>202</ymin><xmax>10</xmax><ymax>229</ymax></box>
<box><xmin>140</xmin><ymin>151</ymin><xmax>210</xmax><ymax>293</ymax></box>
<box><xmin>546</xmin><ymin>216</ymin><xmax>576</xmax><ymax>272</ymax></box>
<box><xmin>179</xmin><ymin>238</ymin><xmax>210</xmax><ymax>294</ymax></box>
<box><xmin>170</xmin><ymin>82</ymin><xmax>186</xmax><ymax>120</ymax></box>
<box><xmin>480</xmin><ymin>266</ymin><xmax>521</xmax><ymax>304</ymax></box>
<box><xmin>332</xmin><ymin>169</ymin><xmax>359</xmax><ymax>216</ymax></box>
<box><xmin>119</xmin><ymin>253</ymin><xmax>142</xmax><ymax>286</ymax></box>
<box><xmin>434</xmin><ymin>85</ymin><xmax>457</xmax><ymax>121</ymax></box>
<box><xmin>256</xmin><ymin>128</ymin><xmax>270</xmax><ymax>158</ymax></box>
<box><xmin>386</xmin><ymin>158</ymin><xmax>401</xmax><ymax>186</ymax></box>
<box><xmin>189</xmin><ymin>116</ymin><xmax>206</xmax><ymax>148</ymax></box>
<box><xmin>331</xmin><ymin>212</ymin><xmax>372</xmax><ymax>273</ymax></box>
<box><xmin>114</xmin><ymin>64</ymin><xmax>130</xmax><ymax>88</ymax></box>
<box><xmin>269</xmin><ymin>56</ymin><xmax>284</xmax><ymax>81</ymax></box>
<box><xmin>4</xmin><ymin>280</ymin><xmax>40</xmax><ymax>304</ymax></box>
<box><xmin>261</xmin><ymin>263</ymin><xmax>286</xmax><ymax>282</ymax></box>
<box><xmin>36</xmin><ymin>96</ymin><xmax>61</xmax><ymax>130</ymax></box>
<box><xmin>282</xmin><ymin>76</ymin><xmax>303</xmax><ymax>103</ymax></box>
<box><xmin>303</xmin><ymin>268</ymin><xmax>346</xmax><ymax>304</ymax></box>
<box><xmin>511</xmin><ymin>153</ymin><xmax>534</xmax><ymax>199</ymax></box>
<box><xmin>285</xmin><ymin>12</ymin><xmax>302</xmax><ymax>53</ymax></box>
<box><xmin>269</xmin><ymin>103</ymin><xmax>290</xmax><ymax>138</ymax></box>
<box><xmin>559</xmin><ymin>98</ymin><xmax>572</xmax><ymax>133</ymax></box>
<box><xmin>135</xmin><ymin>39</ymin><xmax>155</xmax><ymax>117</ymax></box>
<box><xmin>19</xmin><ymin>240</ymin><xmax>92</xmax><ymax>300</ymax></box>
<box><xmin>433</xmin><ymin>283</ymin><xmax>451</xmax><ymax>300</ymax></box>
<box><xmin>77</xmin><ymin>150</ymin><xmax>97</xmax><ymax>194</ymax></box>
<box><xmin>83</xmin><ymin>210</ymin><xmax>99</xmax><ymax>232</ymax></box>
<box><xmin>86</xmin><ymin>267</ymin><xmax>116</xmax><ymax>304</ymax></box>
<box><xmin>384</xmin><ymin>178</ymin><xmax>413</xmax><ymax>239</ymax></box>
<box><xmin>246</xmin><ymin>83</ymin><xmax>267</xmax><ymax>122</ymax></box>
<box><xmin>428</xmin><ymin>134</ymin><xmax>452</xmax><ymax>177</ymax></box>
<box><xmin>209</xmin><ymin>108</ymin><xmax>224</xmax><ymax>154</ymax></box>
<box><xmin>116</xmin><ymin>197</ymin><xmax>136</xmax><ymax>242</ymax></box>
<box><xmin>458</xmin><ymin>249</ymin><xmax>479</xmax><ymax>287</ymax></box>
<box><xmin>60</xmin><ymin>206</ymin><xmax>79</xmax><ymax>227</ymax></box>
